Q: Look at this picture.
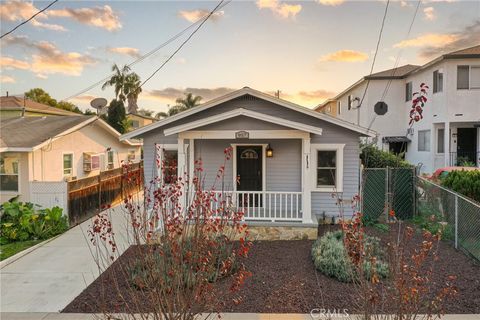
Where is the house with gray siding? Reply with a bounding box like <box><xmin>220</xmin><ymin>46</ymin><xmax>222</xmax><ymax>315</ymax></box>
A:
<box><xmin>121</xmin><ymin>87</ymin><xmax>375</xmax><ymax>225</ymax></box>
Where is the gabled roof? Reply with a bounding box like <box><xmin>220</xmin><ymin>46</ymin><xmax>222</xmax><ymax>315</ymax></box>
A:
<box><xmin>163</xmin><ymin>108</ymin><xmax>324</xmax><ymax>136</ymax></box>
<box><xmin>0</xmin><ymin>116</ymin><xmax>141</xmax><ymax>152</ymax></box>
<box><xmin>121</xmin><ymin>87</ymin><xmax>376</xmax><ymax>140</ymax></box>
<box><xmin>365</xmin><ymin>64</ymin><xmax>420</xmax><ymax>80</ymax></box>
<box><xmin>443</xmin><ymin>44</ymin><xmax>480</xmax><ymax>58</ymax></box>
<box><xmin>0</xmin><ymin>96</ymin><xmax>79</xmax><ymax>116</ymax></box>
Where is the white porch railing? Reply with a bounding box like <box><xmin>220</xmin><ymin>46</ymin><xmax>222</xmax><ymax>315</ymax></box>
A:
<box><xmin>208</xmin><ymin>191</ymin><xmax>303</xmax><ymax>222</ymax></box>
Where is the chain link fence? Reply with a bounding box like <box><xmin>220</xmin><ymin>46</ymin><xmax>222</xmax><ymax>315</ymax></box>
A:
<box><xmin>416</xmin><ymin>176</ymin><xmax>480</xmax><ymax>261</ymax></box>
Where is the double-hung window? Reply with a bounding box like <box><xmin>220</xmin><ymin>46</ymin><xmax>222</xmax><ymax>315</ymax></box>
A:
<box><xmin>405</xmin><ymin>82</ymin><xmax>413</xmax><ymax>101</ymax></box>
<box><xmin>155</xmin><ymin>144</ymin><xmax>179</xmax><ymax>185</ymax></box>
<box><xmin>418</xmin><ymin>130</ymin><xmax>431</xmax><ymax>152</ymax></box>
<box><xmin>433</xmin><ymin>70</ymin><xmax>443</xmax><ymax>93</ymax></box>
<box><xmin>63</xmin><ymin>153</ymin><xmax>73</xmax><ymax>176</ymax></box>
<box><xmin>458</xmin><ymin>65</ymin><xmax>480</xmax><ymax>90</ymax></box>
<box><xmin>0</xmin><ymin>154</ymin><xmax>19</xmax><ymax>192</ymax></box>
<box><xmin>311</xmin><ymin>144</ymin><xmax>344</xmax><ymax>192</ymax></box>
<box><xmin>107</xmin><ymin>150</ymin><xmax>115</xmax><ymax>170</ymax></box>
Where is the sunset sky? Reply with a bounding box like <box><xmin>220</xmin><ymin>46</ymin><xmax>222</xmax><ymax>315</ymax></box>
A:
<box><xmin>1</xmin><ymin>0</ymin><xmax>479</xmax><ymax>114</ymax></box>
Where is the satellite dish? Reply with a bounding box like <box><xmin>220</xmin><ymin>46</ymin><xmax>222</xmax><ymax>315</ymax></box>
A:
<box><xmin>90</xmin><ymin>98</ymin><xmax>108</xmax><ymax>115</ymax></box>
<box><xmin>374</xmin><ymin>101</ymin><xmax>388</xmax><ymax>116</ymax></box>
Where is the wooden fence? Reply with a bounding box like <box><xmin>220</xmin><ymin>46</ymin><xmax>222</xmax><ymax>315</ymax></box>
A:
<box><xmin>67</xmin><ymin>162</ymin><xmax>143</xmax><ymax>226</ymax></box>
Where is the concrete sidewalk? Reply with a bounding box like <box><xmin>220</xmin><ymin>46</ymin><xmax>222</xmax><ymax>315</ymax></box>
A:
<box><xmin>0</xmin><ymin>206</ymin><xmax>132</xmax><ymax>313</ymax></box>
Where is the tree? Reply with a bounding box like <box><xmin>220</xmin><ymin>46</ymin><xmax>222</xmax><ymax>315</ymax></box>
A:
<box><xmin>25</xmin><ymin>88</ymin><xmax>83</xmax><ymax>114</ymax></box>
<box><xmin>155</xmin><ymin>93</ymin><xmax>203</xmax><ymax>119</ymax></box>
<box><xmin>102</xmin><ymin>64</ymin><xmax>143</xmax><ymax>114</ymax></box>
<box><xmin>106</xmin><ymin>99</ymin><xmax>127</xmax><ymax>133</ymax></box>
<box><xmin>137</xmin><ymin>108</ymin><xmax>154</xmax><ymax>117</ymax></box>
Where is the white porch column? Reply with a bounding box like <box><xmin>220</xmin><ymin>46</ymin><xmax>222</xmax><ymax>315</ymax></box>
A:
<box><xmin>188</xmin><ymin>138</ymin><xmax>195</xmax><ymax>189</ymax></box>
<box><xmin>177</xmin><ymin>137</ymin><xmax>187</xmax><ymax>210</ymax></box>
<box><xmin>445</xmin><ymin>121</ymin><xmax>450</xmax><ymax>167</ymax></box>
<box><xmin>302</xmin><ymin>137</ymin><xmax>313</xmax><ymax>224</ymax></box>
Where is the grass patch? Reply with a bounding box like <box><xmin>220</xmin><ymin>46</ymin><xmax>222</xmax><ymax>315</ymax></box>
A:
<box><xmin>0</xmin><ymin>239</ymin><xmax>42</xmax><ymax>261</ymax></box>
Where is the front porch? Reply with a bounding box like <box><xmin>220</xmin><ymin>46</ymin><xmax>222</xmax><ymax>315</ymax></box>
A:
<box><xmin>434</xmin><ymin>122</ymin><xmax>480</xmax><ymax>168</ymax></box>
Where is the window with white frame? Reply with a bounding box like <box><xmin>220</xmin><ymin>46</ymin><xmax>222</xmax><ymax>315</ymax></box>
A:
<box><xmin>405</xmin><ymin>82</ymin><xmax>413</xmax><ymax>101</ymax></box>
<box><xmin>437</xmin><ymin>128</ymin><xmax>445</xmax><ymax>154</ymax></box>
<box><xmin>311</xmin><ymin>144</ymin><xmax>344</xmax><ymax>192</ymax></box>
<box><xmin>433</xmin><ymin>70</ymin><xmax>443</xmax><ymax>93</ymax></box>
<box><xmin>418</xmin><ymin>130</ymin><xmax>431</xmax><ymax>152</ymax></box>
<box><xmin>156</xmin><ymin>145</ymin><xmax>178</xmax><ymax>184</ymax></box>
<box><xmin>63</xmin><ymin>153</ymin><xmax>73</xmax><ymax>176</ymax></box>
<box><xmin>0</xmin><ymin>154</ymin><xmax>19</xmax><ymax>192</ymax></box>
<box><xmin>457</xmin><ymin>65</ymin><xmax>480</xmax><ymax>89</ymax></box>
<box><xmin>107</xmin><ymin>150</ymin><xmax>114</xmax><ymax>170</ymax></box>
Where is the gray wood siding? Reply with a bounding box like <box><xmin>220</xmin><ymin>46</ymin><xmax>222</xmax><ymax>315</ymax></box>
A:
<box><xmin>194</xmin><ymin>139</ymin><xmax>301</xmax><ymax>192</ymax></box>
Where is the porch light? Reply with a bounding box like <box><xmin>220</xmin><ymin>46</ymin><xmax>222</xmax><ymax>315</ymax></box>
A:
<box><xmin>266</xmin><ymin>145</ymin><xmax>273</xmax><ymax>158</ymax></box>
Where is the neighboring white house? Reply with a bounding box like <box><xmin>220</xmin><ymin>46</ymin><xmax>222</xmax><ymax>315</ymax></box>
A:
<box><xmin>121</xmin><ymin>87</ymin><xmax>376</xmax><ymax>226</ymax></box>
<box><xmin>319</xmin><ymin>45</ymin><xmax>480</xmax><ymax>173</ymax></box>
<box><xmin>0</xmin><ymin>116</ymin><xmax>142</xmax><ymax>209</ymax></box>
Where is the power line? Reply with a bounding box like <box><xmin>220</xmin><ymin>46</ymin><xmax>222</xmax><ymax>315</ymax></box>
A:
<box><xmin>140</xmin><ymin>0</ymin><xmax>227</xmax><ymax>88</ymax></box>
<box><xmin>62</xmin><ymin>0</ymin><xmax>230</xmax><ymax>101</ymax></box>
<box><xmin>358</xmin><ymin>0</ymin><xmax>391</xmax><ymax>111</ymax></box>
<box><xmin>0</xmin><ymin>0</ymin><xmax>59</xmax><ymax>40</ymax></box>
<box><xmin>380</xmin><ymin>0</ymin><xmax>421</xmax><ymax>102</ymax></box>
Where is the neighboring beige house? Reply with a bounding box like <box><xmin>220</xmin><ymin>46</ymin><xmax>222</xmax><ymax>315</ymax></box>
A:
<box><xmin>314</xmin><ymin>99</ymin><xmax>338</xmax><ymax>117</ymax></box>
<box><xmin>0</xmin><ymin>95</ymin><xmax>79</xmax><ymax>117</ymax></box>
<box><xmin>0</xmin><ymin>116</ymin><xmax>142</xmax><ymax>206</ymax></box>
<box><xmin>127</xmin><ymin>113</ymin><xmax>157</xmax><ymax>131</ymax></box>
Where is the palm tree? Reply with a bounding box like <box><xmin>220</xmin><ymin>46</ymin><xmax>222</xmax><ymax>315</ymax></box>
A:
<box><xmin>102</xmin><ymin>64</ymin><xmax>130</xmax><ymax>102</ymax></box>
<box><xmin>175</xmin><ymin>92</ymin><xmax>202</xmax><ymax>111</ymax></box>
<box><xmin>124</xmin><ymin>72</ymin><xmax>142</xmax><ymax>114</ymax></box>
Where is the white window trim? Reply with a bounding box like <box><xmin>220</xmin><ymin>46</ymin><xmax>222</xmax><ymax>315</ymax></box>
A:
<box><xmin>155</xmin><ymin>144</ymin><xmax>178</xmax><ymax>184</ymax></box>
<box><xmin>433</xmin><ymin>70</ymin><xmax>443</xmax><ymax>94</ymax></box>
<box><xmin>0</xmin><ymin>153</ymin><xmax>20</xmax><ymax>194</ymax></box>
<box><xmin>469</xmin><ymin>65</ymin><xmax>480</xmax><ymax>90</ymax></box>
<box><xmin>311</xmin><ymin>143</ymin><xmax>345</xmax><ymax>193</ymax></box>
<box><xmin>418</xmin><ymin>130</ymin><xmax>431</xmax><ymax>152</ymax></box>
<box><xmin>337</xmin><ymin>101</ymin><xmax>342</xmax><ymax>114</ymax></box>
<box><xmin>106</xmin><ymin>149</ymin><xmax>115</xmax><ymax>170</ymax></box>
<box><xmin>231</xmin><ymin>144</ymin><xmax>267</xmax><ymax>192</ymax></box>
<box><xmin>63</xmin><ymin>152</ymin><xmax>74</xmax><ymax>177</ymax></box>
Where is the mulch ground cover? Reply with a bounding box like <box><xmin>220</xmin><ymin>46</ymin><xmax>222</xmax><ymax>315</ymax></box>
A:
<box><xmin>63</xmin><ymin>223</ymin><xmax>480</xmax><ymax>314</ymax></box>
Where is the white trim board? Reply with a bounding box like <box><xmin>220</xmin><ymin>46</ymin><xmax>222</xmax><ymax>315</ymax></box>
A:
<box><xmin>120</xmin><ymin>87</ymin><xmax>376</xmax><ymax>140</ymax></box>
<box><xmin>163</xmin><ymin>108</ymin><xmax>323</xmax><ymax>136</ymax></box>
<box><xmin>179</xmin><ymin>130</ymin><xmax>310</xmax><ymax>140</ymax></box>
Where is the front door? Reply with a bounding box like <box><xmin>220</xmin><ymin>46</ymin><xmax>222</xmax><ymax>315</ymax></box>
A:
<box><xmin>236</xmin><ymin>146</ymin><xmax>263</xmax><ymax>207</ymax></box>
<box><xmin>457</xmin><ymin>128</ymin><xmax>477</xmax><ymax>165</ymax></box>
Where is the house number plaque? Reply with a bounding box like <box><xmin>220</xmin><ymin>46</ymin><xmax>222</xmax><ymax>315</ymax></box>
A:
<box><xmin>235</xmin><ymin>131</ymin><xmax>249</xmax><ymax>139</ymax></box>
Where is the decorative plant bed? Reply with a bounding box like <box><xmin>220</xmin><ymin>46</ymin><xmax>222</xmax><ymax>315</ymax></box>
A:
<box><xmin>63</xmin><ymin>225</ymin><xmax>480</xmax><ymax>314</ymax></box>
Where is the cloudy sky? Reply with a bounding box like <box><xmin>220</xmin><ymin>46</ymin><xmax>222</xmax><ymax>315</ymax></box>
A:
<box><xmin>1</xmin><ymin>0</ymin><xmax>479</xmax><ymax>114</ymax></box>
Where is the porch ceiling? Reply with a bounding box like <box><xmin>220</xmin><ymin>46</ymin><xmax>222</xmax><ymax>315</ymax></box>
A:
<box><xmin>163</xmin><ymin>108</ymin><xmax>323</xmax><ymax>136</ymax></box>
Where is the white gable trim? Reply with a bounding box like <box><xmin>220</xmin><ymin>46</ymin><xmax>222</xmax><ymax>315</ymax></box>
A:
<box><xmin>163</xmin><ymin>108</ymin><xmax>323</xmax><ymax>136</ymax></box>
<box><xmin>120</xmin><ymin>87</ymin><xmax>376</xmax><ymax>140</ymax></box>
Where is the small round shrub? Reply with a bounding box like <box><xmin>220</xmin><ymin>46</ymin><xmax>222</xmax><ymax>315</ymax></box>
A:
<box><xmin>312</xmin><ymin>230</ymin><xmax>389</xmax><ymax>283</ymax></box>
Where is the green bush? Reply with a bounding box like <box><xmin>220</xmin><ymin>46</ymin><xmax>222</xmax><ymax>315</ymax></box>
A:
<box><xmin>413</xmin><ymin>202</ymin><xmax>454</xmax><ymax>241</ymax></box>
<box><xmin>0</xmin><ymin>201</ymin><xmax>68</xmax><ymax>243</ymax></box>
<box><xmin>311</xmin><ymin>231</ymin><xmax>389</xmax><ymax>283</ymax></box>
<box><xmin>361</xmin><ymin>144</ymin><xmax>412</xmax><ymax>168</ymax></box>
<box><xmin>441</xmin><ymin>170</ymin><xmax>480</xmax><ymax>202</ymax></box>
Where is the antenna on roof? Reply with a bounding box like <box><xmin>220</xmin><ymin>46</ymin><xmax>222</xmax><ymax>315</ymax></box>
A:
<box><xmin>90</xmin><ymin>97</ymin><xmax>108</xmax><ymax>115</ymax></box>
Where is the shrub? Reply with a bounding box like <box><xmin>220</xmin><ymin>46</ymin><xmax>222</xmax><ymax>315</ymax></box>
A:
<box><xmin>311</xmin><ymin>230</ymin><xmax>388</xmax><ymax>283</ymax></box>
<box><xmin>0</xmin><ymin>201</ymin><xmax>68</xmax><ymax>243</ymax></box>
<box><xmin>360</xmin><ymin>144</ymin><xmax>412</xmax><ymax>168</ymax></box>
<box><xmin>441</xmin><ymin>169</ymin><xmax>480</xmax><ymax>202</ymax></box>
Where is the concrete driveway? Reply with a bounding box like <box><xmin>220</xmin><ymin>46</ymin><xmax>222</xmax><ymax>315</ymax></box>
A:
<box><xmin>0</xmin><ymin>205</ymin><xmax>132</xmax><ymax>312</ymax></box>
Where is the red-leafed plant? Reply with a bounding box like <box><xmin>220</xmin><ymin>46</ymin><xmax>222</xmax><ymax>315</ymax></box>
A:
<box><xmin>409</xmin><ymin>83</ymin><xmax>429</xmax><ymax>125</ymax></box>
<box><xmin>87</xmin><ymin>147</ymin><xmax>252</xmax><ymax>320</ymax></box>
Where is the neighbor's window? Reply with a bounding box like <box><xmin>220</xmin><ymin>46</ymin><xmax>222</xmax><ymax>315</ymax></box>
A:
<box><xmin>405</xmin><ymin>82</ymin><xmax>413</xmax><ymax>101</ymax></box>
<box><xmin>471</xmin><ymin>66</ymin><xmax>480</xmax><ymax>89</ymax></box>
<box><xmin>107</xmin><ymin>150</ymin><xmax>114</xmax><ymax>170</ymax></box>
<box><xmin>437</xmin><ymin>128</ymin><xmax>445</xmax><ymax>154</ymax></box>
<box><xmin>457</xmin><ymin>65</ymin><xmax>469</xmax><ymax>89</ymax></box>
<box><xmin>63</xmin><ymin>153</ymin><xmax>73</xmax><ymax>176</ymax></box>
<box><xmin>348</xmin><ymin>95</ymin><xmax>352</xmax><ymax>110</ymax></box>
<box><xmin>312</xmin><ymin>144</ymin><xmax>344</xmax><ymax>192</ymax></box>
<box><xmin>131</xmin><ymin>120</ymin><xmax>140</xmax><ymax>129</ymax></box>
<box><xmin>163</xmin><ymin>149</ymin><xmax>178</xmax><ymax>184</ymax></box>
<box><xmin>337</xmin><ymin>100</ymin><xmax>342</xmax><ymax>114</ymax></box>
<box><xmin>128</xmin><ymin>149</ymin><xmax>136</xmax><ymax>161</ymax></box>
<box><xmin>418</xmin><ymin>130</ymin><xmax>431</xmax><ymax>152</ymax></box>
<box><xmin>433</xmin><ymin>70</ymin><xmax>443</xmax><ymax>93</ymax></box>
<box><xmin>0</xmin><ymin>154</ymin><xmax>19</xmax><ymax>192</ymax></box>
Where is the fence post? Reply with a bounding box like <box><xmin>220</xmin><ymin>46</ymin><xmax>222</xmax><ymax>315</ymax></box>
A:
<box><xmin>385</xmin><ymin>167</ymin><xmax>390</xmax><ymax>220</ymax></box>
<box><xmin>454</xmin><ymin>194</ymin><xmax>458</xmax><ymax>249</ymax></box>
